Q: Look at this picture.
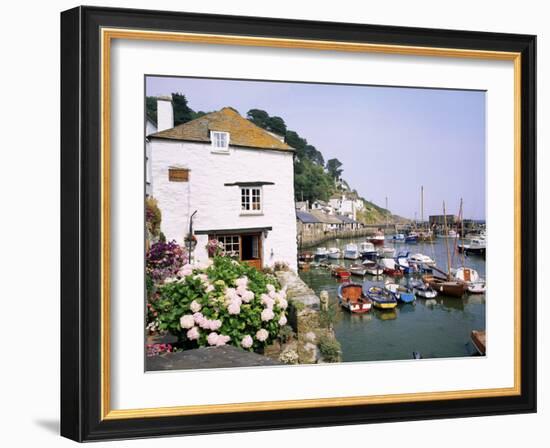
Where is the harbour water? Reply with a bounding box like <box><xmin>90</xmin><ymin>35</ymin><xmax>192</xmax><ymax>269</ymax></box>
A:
<box><xmin>298</xmin><ymin>236</ymin><xmax>486</xmax><ymax>362</ymax></box>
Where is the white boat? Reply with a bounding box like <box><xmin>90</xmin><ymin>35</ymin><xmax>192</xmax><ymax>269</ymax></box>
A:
<box><xmin>453</xmin><ymin>267</ymin><xmax>481</xmax><ymax>283</ymax></box>
<box><xmin>327</xmin><ymin>247</ymin><xmax>341</xmax><ymax>259</ymax></box>
<box><xmin>391</xmin><ymin>233</ymin><xmax>405</xmax><ymax>242</ymax></box>
<box><xmin>378</xmin><ymin>246</ymin><xmax>395</xmax><ymax>258</ymax></box>
<box><xmin>362</xmin><ymin>260</ymin><xmax>383</xmax><ymax>276</ymax></box>
<box><xmin>468</xmin><ymin>281</ymin><xmax>486</xmax><ymax>294</ymax></box>
<box><xmin>369</xmin><ymin>233</ymin><xmax>385</xmax><ymax>246</ymax></box>
<box><xmin>438</xmin><ymin>229</ymin><xmax>458</xmax><ymax>238</ymax></box>
<box><xmin>458</xmin><ymin>237</ymin><xmax>486</xmax><ymax>256</ymax></box>
<box><xmin>359</xmin><ymin>241</ymin><xmax>376</xmax><ymax>258</ymax></box>
<box><xmin>395</xmin><ymin>251</ymin><xmax>411</xmax><ymax>270</ymax></box>
<box><xmin>408</xmin><ymin>253</ymin><xmax>436</xmax><ymax>266</ymax></box>
<box><xmin>314</xmin><ymin>247</ymin><xmax>328</xmax><ymax>259</ymax></box>
<box><xmin>343</xmin><ymin>243</ymin><xmax>360</xmax><ymax>260</ymax></box>
<box><xmin>409</xmin><ymin>279</ymin><xmax>438</xmax><ymax>298</ymax></box>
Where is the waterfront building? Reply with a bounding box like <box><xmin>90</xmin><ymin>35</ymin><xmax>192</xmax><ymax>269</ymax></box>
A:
<box><xmin>148</xmin><ymin>100</ymin><xmax>297</xmax><ymax>271</ymax></box>
<box><xmin>429</xmin><ymin>214</ymin><xmax>459</xmax><ymax>226</ymax></box>
<box><xmin>309</xmin><ymin>209</ymin><xmax>344</xmax><ymax>231</ymax></box>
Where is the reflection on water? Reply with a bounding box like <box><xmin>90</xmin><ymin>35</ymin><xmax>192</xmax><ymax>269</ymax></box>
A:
<box><xmin>299</xmin><ymin>237</ymin><xmax>486</xmax><ymax>362</ymax></box>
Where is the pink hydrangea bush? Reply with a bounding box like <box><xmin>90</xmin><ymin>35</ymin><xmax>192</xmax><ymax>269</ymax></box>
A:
<box><xmin>152</xmin><ymin>256</ymin><xmax>288</xmax><ymax>352</ymax></box>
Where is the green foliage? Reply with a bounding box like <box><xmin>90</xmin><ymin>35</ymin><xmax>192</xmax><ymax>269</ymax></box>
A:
<box><xmin>319</xmin><ymin>302</ymin><xmax>342</xmax><ymax>330</ymax></box>
<box><xmin>294</xmin><ymin>159</ymin><xmax>335</xmax><ymax>202</ymax></box>
<box><xmin>145</xmin><ymin>196</ymin><xmax>162</xmax><ymax>237</ymax></box>
<box><xmin>326</xmin><ymin>158</ymin><xmax>343</xmax><ymax>180</ymax></box>
<box><xmin>247</xmin><ymin>109</ymin><xmax>287</xmax><ymax>136</ymax></box>
<box><xmin>318</xmin><ymin>334</ymin><xmax>342</xmax><ymax>363</ymax></box>
<box><xmin>146</xmin><ymin>97</ymin><xmax>157</xmax><ymax>123</ymax></box>
<box><xmin>172</xmin><ymin>93</ymin><xmax>194</xmax><ymax>126</ymax></box>
<box><xmin>152</xmin><ymin>257</ymin><xmax>287</xmax><ymax>352</ymax></box>
<box><xmin>278</xmin><ymin>325</ymin><xmax>295</xmax><ymax>343</ymax></box>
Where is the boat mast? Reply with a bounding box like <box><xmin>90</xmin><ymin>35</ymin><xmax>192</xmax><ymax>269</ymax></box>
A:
<box><xmin>385</xmin><ymin>196</ymin><xmax>389</xmax><ymax>231</ymax></box>
<box><xmin>443</xmin><ymin>201</ymin><xmax>452</xmax><ymax>279</ymax></box>
<box><xmin>460</xmin><ymin>198</ymin><xmax>465</xmax><ymax>268</ymax></box>
<box><xmin>421</xmin><ymin>185</ymin><xmax>424</xmax><ymax>230</ymax></box>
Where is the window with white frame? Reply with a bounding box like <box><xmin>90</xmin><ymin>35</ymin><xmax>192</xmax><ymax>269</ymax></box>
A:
<box><xmin>211</xmin><ymin>131</ymin><xmax>229</xmax><ymax>152</ymax></box>
<box><xmin>241</xmin><ymin>187</ymin><xmax>262</xmax><ymax>213</ymax></box>
<box><xmin>213</xmin><ymin>235</ymin><xmax>240</xmax><ymax>258</ymax></box>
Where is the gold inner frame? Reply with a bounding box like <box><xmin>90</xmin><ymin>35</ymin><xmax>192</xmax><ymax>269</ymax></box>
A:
<box><xmin>100</xmin><ymin>27</ymin><xmax>522</xmax><ymax>421</ymax></box>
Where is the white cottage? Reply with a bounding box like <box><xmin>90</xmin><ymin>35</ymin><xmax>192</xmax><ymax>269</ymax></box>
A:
<box><xmin>148</xmin><ymin>103</ymin><xmax>298</xmax><ymax>271</ymax></box>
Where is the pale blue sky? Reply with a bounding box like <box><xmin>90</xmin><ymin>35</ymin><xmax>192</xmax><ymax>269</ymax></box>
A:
<box><xmin>146</xmin><ymin>76</ymin><xmax>486</xmax><ymax>220</ymax></box>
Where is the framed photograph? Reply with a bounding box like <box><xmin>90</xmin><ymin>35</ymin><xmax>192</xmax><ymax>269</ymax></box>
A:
<box><xmin>60</xmin><ymin>6</ymin><xmax>536</xmax><ymax>441</ymax></box>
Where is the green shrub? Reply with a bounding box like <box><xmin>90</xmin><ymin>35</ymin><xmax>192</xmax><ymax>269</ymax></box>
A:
<box><xmin>318</xmin><ymin>334</ymin><xmax>342</xmax><ymax>363</ymax></box>
<box><xmin>152</xmin><ymin>256</ymin><xmax>288</xmax><ymax>352</ymax></box>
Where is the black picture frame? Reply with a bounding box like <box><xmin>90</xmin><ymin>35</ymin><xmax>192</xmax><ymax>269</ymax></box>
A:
<box><xmin>61</xmin><ymin>5</ymin><xmax>536</xmax><ymax>442</ymax></box>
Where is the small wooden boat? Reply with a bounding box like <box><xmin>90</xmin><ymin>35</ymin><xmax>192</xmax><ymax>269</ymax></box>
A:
<box><xmin>362</xmin><ymin>260</ymin><xmax>384</xmax><ymax>276</ymax></box>
<box><xmin>343</xmin><ymin>243</ymin><xmax>360</xmax><ymax>260</ymax></box>
<box><xmin>438</xmin><ymin>229</ymin><xmax>458</xmax><ymax>239</ymax></box>
<box><xmin>364</xmin><ymin>286</ymin><xmax>398</xmax><ymax>310</ymax></box>
<box><xmin>385</xmin><ymin>282</ymin><xmax>416</xmax><ymax>303</ymax></box>
<box><xmin>471</xmin><ymin>330</ymin><xmax>486</xmax><ymax>355</ymax></box>
<box><xmin>379</xmin><ymin>257</ymin><xmax>403</xmax><ymax>277</ymax></box>
<box><xmin>298</xmin><ymin>261</ymin><xmax>310</xmax><ymax>271</ymax></box>
<box><xmin>338</xmin><ymin>282</ymin><xmax>373</xmax><ymax>314</ymax></box>
<box><xmin>422</xmin><ymin>274</ymin><xmax>467</xmax><ymax>298</ymax></box>
<box><xmin>349</xmin><ymin>264</ymin><xmax>367</xmax><ymax>276</ymax></box>
<box><xmin>331</xmin><ymin>266</ymin><xmax>351</xmax><ymax>280</ymax></box>
<box><xmin>453</xmin><ymin>267</ymin><xmax>486</xmax><ymax>294</ymax></box>
<box><xmin>327</xmin><ymin>247</ymin><xmax>342</xmax><ymax>259</ymax></box>
<box><xmin>298</xmin><ymin>251</ymin><xmax>314</xmax><ymax>262</ymax></box>
<box><xmin>408</xmin><ymin>279</ymin><xmax>438</xmax><ymax>298</ymax></box>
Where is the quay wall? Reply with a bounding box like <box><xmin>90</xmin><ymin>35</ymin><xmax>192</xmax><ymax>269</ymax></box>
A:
<box><xmin>299</xmin><ymin>228</ymin><xmax>375</xmax><ymax>249</ymax></box>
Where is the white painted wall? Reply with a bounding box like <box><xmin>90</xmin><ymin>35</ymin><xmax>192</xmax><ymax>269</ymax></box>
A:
<box><xmin>151</xmin><ymin>139</ymin><xmax>297</xmax><ymax>270</ymax></box>
<box><xmin>145</xmin><ymin>119</ymin><xmax>157</xmax><ymax>196</ymax></box>
<box><xmin>156</xmin><ymin>97</ymin><xmax>174</xmax><ymax>132</ymax></box>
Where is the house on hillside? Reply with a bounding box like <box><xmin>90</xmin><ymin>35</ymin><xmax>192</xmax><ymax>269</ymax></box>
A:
<box><xmin>309</xmin><ymin>210</ymin><xmax>343</xmax><ymax>232</ymax></box>
<box><xmin>296</xmin><ymin>210</ymin><xmax>323</xmax><ymax>243</ymax></box>
<box><xmin>329</xmin><ymin>192</ymin><xmax>364</xmax><ymax>220</ymax></box>
<box><xmin>148</xmin><ymin>100</ymin><xmax>297</xmax><ymax>271</ymax></box>
<box><xmin>311</xmin><ymin>200</ymin><xmax>334</xmax><ymax>214</ymax></box>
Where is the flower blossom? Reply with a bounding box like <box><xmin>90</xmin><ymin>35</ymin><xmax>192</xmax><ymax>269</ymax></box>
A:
<box><xmin>235</xmin><ymin>277</ymin><xmax>248</xmax><ymax>288</ymax></box>
<box><xmin>190</xmin><ymin>300</ymin><xmax>202</xmax><ymax>313</ymax></box>
<box><xmin>278</xmin><ymin>314</ymin><xmax>287</xmax><ymax>326</ymax></box>
<box><xmin>164</xmin><ymin>277</ymin><xmax>177</xmax><ymax>284</ymax></box>
<box><xmin>178</xmin><ymin>264</ymin><xmax>193</xmax><ymax>277</ymax></box>
<box><xmin>228</xmin><ymin>301</ymin><xmax>241</xmax><ymax>315</ymax></box>
<box><xmin>207</xmin><ymin>332</ymin><xmax>219</xmax><ymax>346</ymax></box>
<box><xmin>209</xmin><ymin>319</ymin><xmax>222</xmax><ymax>331</ymax></box>
<box><xmin>276</xmin><ymin>297</ymin><xmax>288</xmax><ymax>310</ymax></box>
<box><xmin>241</xmin><ymin>335</ymin><xmax>253</xmax><ymax>348</ymax></box>
<box><xmin>179</xmin><ymin>314</ymin><xmax>195</xmax><ymax>329</ymax></box>
<box><xmin>261</xmin><ymin>294</ymin><xmax>275</xmax><ymax>309</ymax></box>
<box><xmin>186</xmin><ymin>326</ymin><xmax>200</xmax><ymax>340</ymax></box>
<box><xmin>266</xmin><ymin>284</ymin><xmax>276</xmax><ymax>294</ymax></box>
<box><xmin>241</xmin><ymin>290</ymin><xmax>254</xmax><ymax>303</ymax></box>
<box><xmin>236</xmin><ymin>285</ymin><xmax>248</xmax><ymax>297</ymax></box>
<box><xmin>261</xmin><ymin>308</ymin><xmax>275</xmax><ymax>322</ymax></box>
<box><xmin>256</xmin><ymin>329</ymin><xmax>269</xmax><ymax>342</ymax></box>
<box><xmin>195</xmin><ymin>273</ymin><xmax>209</xmax><ymax>284</ymax></box>
<box><xmin>216</xmin><ymin>334</ymin><xmax>230</xmax><ymax>346</ymax></box>
<box><xmin>205</xmin><ymin>284</ymin><xmax>215</xmax><ymax>293</ymax></box>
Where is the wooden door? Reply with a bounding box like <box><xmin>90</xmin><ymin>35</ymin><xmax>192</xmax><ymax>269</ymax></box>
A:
<box><xmin>240</xmin><ymin>233</ymin><xmax>262</xmax><ymax>270</ymax></box>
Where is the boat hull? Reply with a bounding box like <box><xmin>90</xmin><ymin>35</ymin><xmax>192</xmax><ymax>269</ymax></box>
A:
<box><xmin>471</xmin><ymin>330</ymin><xmax>486</xmax><ymax>355</ymax></box>
<box><xmin>338</xmin><ymin>283</ymin><xmax>373</xmax><ymax>314</ymax></box>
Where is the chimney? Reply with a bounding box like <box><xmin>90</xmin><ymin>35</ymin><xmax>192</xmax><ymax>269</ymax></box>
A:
<box><xmin>157</xmin><ymin>95</ymin><xmax>174</xmax><ymax>132</ymax></box>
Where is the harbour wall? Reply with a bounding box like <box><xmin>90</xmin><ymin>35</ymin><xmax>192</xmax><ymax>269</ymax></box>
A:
<box><xmin>299</xmin><ymin>228</ymin><xmax>376</xmax><ymax>249</ymax></box>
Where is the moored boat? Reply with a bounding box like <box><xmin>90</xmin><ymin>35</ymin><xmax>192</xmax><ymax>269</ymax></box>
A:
<box><xmin>379</xmin><ymin>257</ymin><xmax>403</xmax><ymax>277</ymax></box>
<box><xmin>338</xmin><ymin>282</ymin><xmax>373</xmax><ymax>314</ymax></box>
<box><xmin>408</xmin><ymin>279</ymin><xmax>438</xmax><ymax>298</ymax></box>
<box><xmin>364</xmin><ymin>285</ymin><xmax>398</xmax><ymax>310</ymax></box>
<box><xmin>343</xmin><ymin>243</ymin><xmax>360</xmax><ymax>260</ymax></box>
<box><xmin>314</xmin><ymin>247</ymin><xmax>328</xmax><ymax>259</ymax></box>
<box><xmin>359</xmin><ymin>241</ymin><xmax>377</xmax><ymax>259</ymax></box>
<box><xmin>438</xmin><ymin>229</ymin><xmax>458</xmax><ymax>239</ymax></box>
<box><xmin>471</xmin><ymin>330</ymin><xmax>486</xmax><ymax>355</ymax></box>
<box><xmin>349</xmin><ymin>264</ymin><xmax>367</xmax><ymax>276</ymax></box>
<box><xmin>408</xmin><ymin>253</ymin><xmax>436</xmax><ymax>266</ymax></box>
<box><xmin>327</xmin><ymin>247</ymin><xmax>341</xmax><ymax>259</ymax></box>
<box><xmin>467</xmin><ymin>280</ymin><xmax>486</xmax><ymax>294</ymax></box>
<box><xmin>405</xmin><ymin>232</ymin><xmax>419</xmax><ymax>243</ymax></box>
<box><xmin>391</xmin><ymin>233</ymin><xmax>405</xmax><ymax>243</ymax></box>
<box><xmin>369</xmin><ymin>230</ymin><xmax>385</xmax><ymax>246</ymax></box>
<box><xmin>385</xmin><ymin>282</ymin><xmax>416</xmax><ymax>303</ymax></box>
<box><xmin>298</xmin><ymin>251</ymin><xmax>314</xmax><ymax>262</ymax></box>
<box><xmin>378</xmin><ymin>246</ymin><xmax>396</xmax><ymax>258</ymax></box>
<box><xmin>458</xmin><ymin>237</ymin><xmax>486</xmax><ymax>256</ymax></box>
<box><xmin>362</xmin><ymin>259</ymin><xmax>384</xmax><ymax>276</ymax></box>
<box><xmin>422</xmin><ymin>274</ymin><xmax>467</xmax><ymax>297</ymax></box>
<box><xmin>331</xmin><ymin>265</ymin><xmax>351</xmax><ymax>280</ymax></box>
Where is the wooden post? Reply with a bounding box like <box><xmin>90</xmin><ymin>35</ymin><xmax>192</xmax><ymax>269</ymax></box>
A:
<box><xmin>319</xmin><ymin>291</ymin><xmax>329</xmax><ymax>312</ymax></box>
<box><xmin>443</xmin><ymin>201</ymin><xmax>452</xmax><ymax>280</ymax></box>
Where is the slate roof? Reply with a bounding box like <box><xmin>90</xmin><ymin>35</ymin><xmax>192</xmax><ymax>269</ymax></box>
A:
<box><xmin>296</xmin><ymin>211</ymin><xmax>321</xmax><ymax>224</ymax></box>
<box><xmin>149</xmin><ymin>107</ymin><xmax>294</xmax><ymax>152</ymax></box>
<box><xmin>309</xmin><ymin>210</ymin><xmax>342</xmax><ymax>224</ymax></box>
<box><xmin>335</xmin><ymin>214</ymin><xmax>358</xmax><ymax>224</ymax></box>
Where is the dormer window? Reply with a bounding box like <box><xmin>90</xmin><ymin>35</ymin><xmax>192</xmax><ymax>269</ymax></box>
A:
<box><xmin>211</xmin><ymin>131</ymin><xmax>229</xmax><ymax>153</ymax></box>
